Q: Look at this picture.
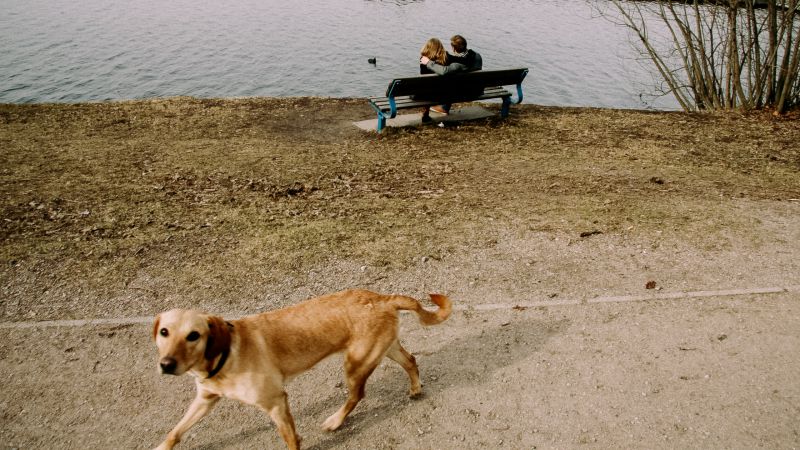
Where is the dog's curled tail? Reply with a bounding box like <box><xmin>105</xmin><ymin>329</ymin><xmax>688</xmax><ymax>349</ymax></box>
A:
<box><xmin>391</xmin><ymin>294</ymin><xmax>452</xmax><ymax>325</ymax></box>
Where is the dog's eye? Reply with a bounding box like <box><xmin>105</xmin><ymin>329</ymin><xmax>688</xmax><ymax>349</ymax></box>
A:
<box><xmin>160</xmin><ymin>328</ymin><xmax>169</xmax><ymax>337</ymax></box>
<box><xmin>187</xmin><ymin>331</ymin><xmax>200</xmax><ymax>342</ymax></box>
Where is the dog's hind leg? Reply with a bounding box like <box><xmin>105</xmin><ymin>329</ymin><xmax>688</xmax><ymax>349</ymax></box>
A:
<box><xmin>385</xmin><ymin>340</ymin><xmax>422</xmax><ymax>397</ymax></box>
<box><xmin>322</xmin><ymin>339</ymin><xmax>388</xmax><ymax>431</ymax></box>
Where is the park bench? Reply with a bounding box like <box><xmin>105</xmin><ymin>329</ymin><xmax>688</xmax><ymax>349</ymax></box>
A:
<box><xmin>368</xmin><ymin>68</ymin><xmax>529</xmax><ymax>132</ymax></box>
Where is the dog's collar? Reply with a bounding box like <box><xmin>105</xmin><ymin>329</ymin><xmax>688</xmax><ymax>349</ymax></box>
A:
<box><xmin>206</xmin><ymin>322</ymin><xmax>234</xmax><ymax>379</ymax></box>
<box><xmin>206</xmin><ymin>348</ymin><xmax>229</xmax><ymax>378</ymax></box>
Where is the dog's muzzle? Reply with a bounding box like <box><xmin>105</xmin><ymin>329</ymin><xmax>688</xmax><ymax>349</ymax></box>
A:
<box><xmin>160</xmin><ymin>357</ymin><xmax>178</xmax><ymax>375</ymax></box>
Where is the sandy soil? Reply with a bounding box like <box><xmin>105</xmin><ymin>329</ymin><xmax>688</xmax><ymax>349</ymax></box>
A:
<box><xmin>1</xmin><ymin>97</ymin><xmax>799</xmax><ymax>449</ymax></box>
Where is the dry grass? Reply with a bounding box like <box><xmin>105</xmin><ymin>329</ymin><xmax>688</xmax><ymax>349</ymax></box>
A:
<box><xmin>1</xmin><ymin>98</ymin><xmax>798</xmax><ymax>319</ymax></box>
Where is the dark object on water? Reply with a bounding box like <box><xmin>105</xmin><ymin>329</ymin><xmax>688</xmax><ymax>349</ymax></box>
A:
<box><xmin>368</xmin><ymin>57</ymin><xmax>376</xmax><ymax>65</ymax></box>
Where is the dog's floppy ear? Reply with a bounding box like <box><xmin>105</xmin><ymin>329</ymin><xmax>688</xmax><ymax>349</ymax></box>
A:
<box><xmin>204</xmin><ymin>315</ymin><xmax>231</xmax><ymax>361</ymax></box>
<box><xmin>152</xmin><ymin>314</ymin><xmax>161</xmax><ymax>341</ymax></box>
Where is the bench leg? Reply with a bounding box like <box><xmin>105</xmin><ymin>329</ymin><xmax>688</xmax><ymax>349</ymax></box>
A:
<box><xmin>377</xmin><ymin>113</ymin><xmax>386</xmax><ymax>133</ymax></box>
<box><xmin>500</xmin><ymin>97</ymin><xmax>511</xmax><ymax>118</ymax></box>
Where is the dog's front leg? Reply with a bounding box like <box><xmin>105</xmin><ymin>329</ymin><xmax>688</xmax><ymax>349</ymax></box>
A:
<box><xmin>259</xmin><ymin>391</ymin><xmax>301</xmax><ymax>450</ymax></box>
<box><xmin>155</xmin><ymin>389</ymin><xmax>220</xmax><ymax>450</ymax></box>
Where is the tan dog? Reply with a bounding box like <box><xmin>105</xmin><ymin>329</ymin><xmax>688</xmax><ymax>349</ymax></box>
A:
<box><xmin>152</xmin><ymin>289</ymin><xmax>451</xmax><ymax>450</ymax></box>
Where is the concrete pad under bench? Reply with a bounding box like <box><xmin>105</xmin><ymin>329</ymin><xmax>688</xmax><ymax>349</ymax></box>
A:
<box><xmin>354</xmin><ymin>105</ymin><xmax>494</xmax><ymax>131</ymax></box>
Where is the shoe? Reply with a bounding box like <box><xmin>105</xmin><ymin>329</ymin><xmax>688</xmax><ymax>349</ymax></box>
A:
<box><xmin>430</xmin><ymin>105</ymin><xmax>449</xmax><ymax>115</ymax></box>
<box><xmin>421</xmin><ymin>114</ymin><xmax>433</xmax><ymax>123</ymax></box>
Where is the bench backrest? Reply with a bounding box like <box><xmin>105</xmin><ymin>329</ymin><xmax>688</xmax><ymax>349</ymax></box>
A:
<box><xmin>386</xmin><ymin>68</ymin><xmax>528</xmax><ymax>99</ymax></box>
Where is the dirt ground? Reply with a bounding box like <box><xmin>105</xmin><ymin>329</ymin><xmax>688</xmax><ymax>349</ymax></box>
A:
<box><xmin>1</xmin><ymin>97</ymin><xmax>799</xmax><ymax>449</ymax></box>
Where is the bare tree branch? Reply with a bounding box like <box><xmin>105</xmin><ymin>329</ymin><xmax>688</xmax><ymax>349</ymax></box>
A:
<box><xmin>594</xmin><ymin>0</ymin><xmax>800</xmax><ymax>112</ymax></box>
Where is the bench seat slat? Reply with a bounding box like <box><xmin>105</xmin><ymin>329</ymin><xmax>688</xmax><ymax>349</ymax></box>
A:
<box><xmin>369</xmin><ymin>86</ymin><xmax>513</xmax><ymax>113</ymax></box>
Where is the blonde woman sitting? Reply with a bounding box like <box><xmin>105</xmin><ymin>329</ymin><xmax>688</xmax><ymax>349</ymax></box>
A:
<box><xmin>418</xmin><ymin>38</ymin><xmax>450</xmax><ymax>122</ymax></box>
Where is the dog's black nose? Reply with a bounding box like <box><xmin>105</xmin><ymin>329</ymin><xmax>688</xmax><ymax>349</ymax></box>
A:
<box><xmin>160</xmin><ymin>357</ymin><xmax>177</xmax><ymax>374</ymax></box>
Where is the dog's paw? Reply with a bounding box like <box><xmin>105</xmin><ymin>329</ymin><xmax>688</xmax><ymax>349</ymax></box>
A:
<box><xmin>322</xmin><ymin>413</ymin><xmax>344</xmax><ymax>431</ymax></box>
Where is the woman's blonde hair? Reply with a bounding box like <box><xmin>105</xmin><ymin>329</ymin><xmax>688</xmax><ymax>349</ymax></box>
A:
<box><xmin>420</xmin><ymin>38</ymin><xmax>447</xmax><ymax>65</ymax></box>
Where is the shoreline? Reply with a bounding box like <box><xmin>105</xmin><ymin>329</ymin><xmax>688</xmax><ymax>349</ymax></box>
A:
<box><xmin>2</xmin><ymin>94</ymin><xmax>682</xmax><ymax>113</ymax></box>
<box><xmin>6</xmin><ymin>95</ymin><xmax>797</xmax><ymax>129</ymax></box>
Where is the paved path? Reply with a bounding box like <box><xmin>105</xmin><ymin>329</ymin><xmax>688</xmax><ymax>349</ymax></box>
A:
<box><xmin>2</xmin><ymin>286</ymin><xmax>799</xmax><ymax>449</ymax></box>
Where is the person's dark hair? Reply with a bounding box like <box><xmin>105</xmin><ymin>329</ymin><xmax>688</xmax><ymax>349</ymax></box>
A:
<box><xmin>450</xmin><ymin>35</ymin><xmax>468</xmax><ymax>53</ymax></box>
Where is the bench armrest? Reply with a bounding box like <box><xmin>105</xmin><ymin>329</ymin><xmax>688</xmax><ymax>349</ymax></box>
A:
<box><xmin>509</xmin><ymin>82</ymin><xmax>524</xmax><ymax>104</ymax></box>
<box><xmin>511</xmin><ymin>68</ymin><xmax>528</xmax><ymax>104</ymax></box>
<box><xmin>388</xmin><ymin>96</ymin><xmax>398</xmax><ymax>118</ymax></box>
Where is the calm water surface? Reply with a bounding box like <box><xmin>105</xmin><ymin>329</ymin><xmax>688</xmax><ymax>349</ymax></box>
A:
<box><xmin>0</xmin><ymin>0</ymin><xmax>679</xmax><ymax>109</ymax></box>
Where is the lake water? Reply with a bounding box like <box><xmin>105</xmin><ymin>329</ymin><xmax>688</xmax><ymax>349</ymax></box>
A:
<box><xmin>0</xmin><ymin>0</ymin><xmax>680</xmax><ymax>109</ymax></box>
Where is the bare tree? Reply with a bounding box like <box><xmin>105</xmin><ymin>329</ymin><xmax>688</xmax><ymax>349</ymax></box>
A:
<box><xmin>597</xmin><ymin>0</ymin><xmax>800</xmax><ymax>113</ymax></box>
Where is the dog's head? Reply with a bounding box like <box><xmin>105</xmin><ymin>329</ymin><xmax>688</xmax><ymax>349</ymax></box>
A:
<box><xmin>152</xmin><ymin>309</ymin><xmax>231</xmax><ymax>376</ymax></box>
